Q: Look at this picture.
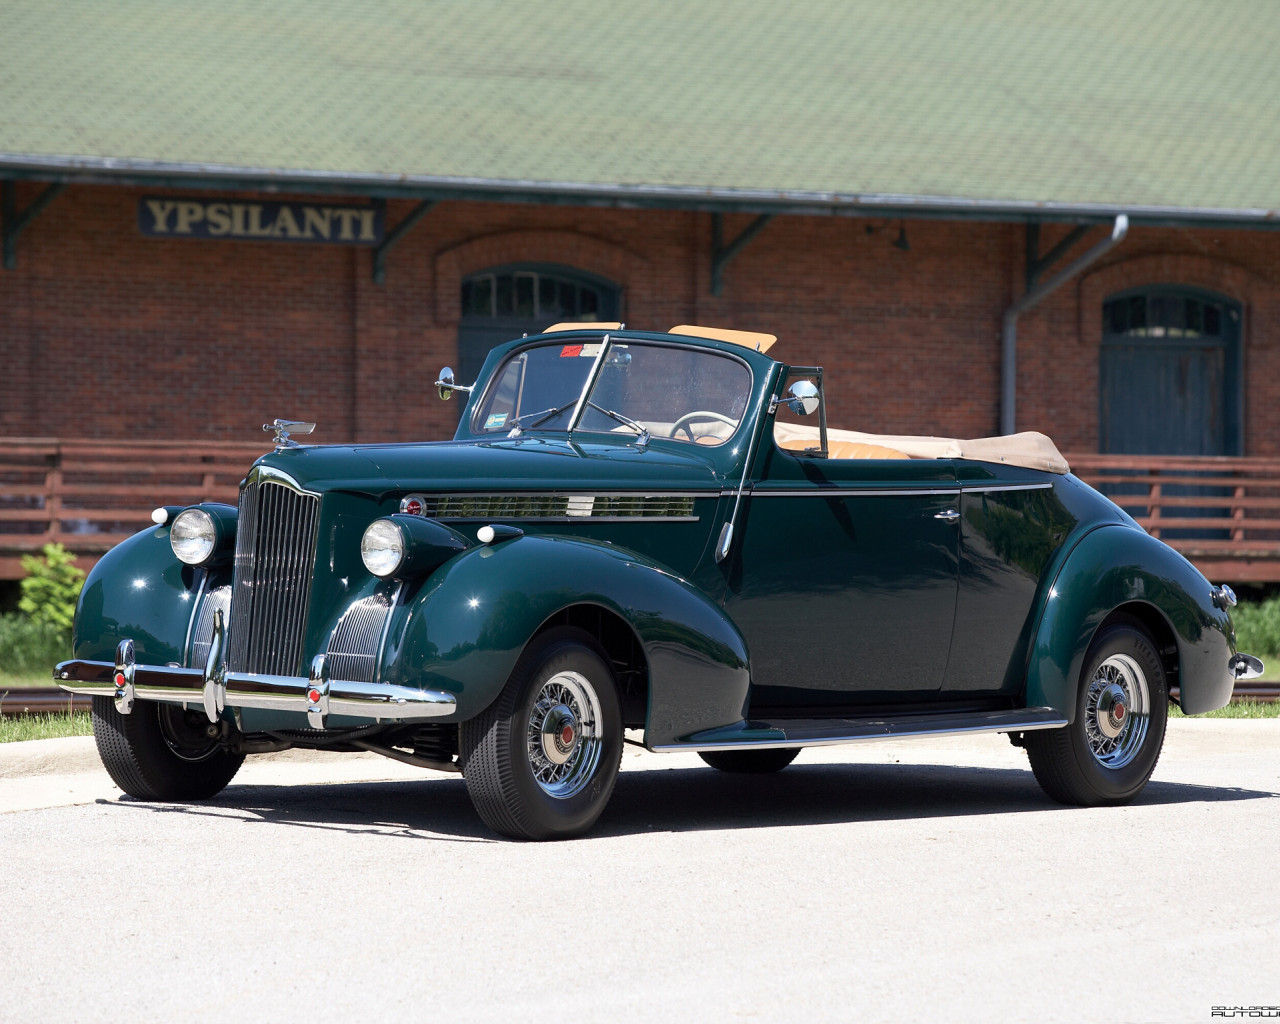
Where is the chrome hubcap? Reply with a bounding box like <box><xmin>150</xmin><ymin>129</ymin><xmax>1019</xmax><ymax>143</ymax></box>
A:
<box><xmin>1084</xmin><ymin>654</ymin><xmax>1150</xmax><ymax>769</ymax></box>
<box><xmin>526</xmin><ymin>671</ymin><xmax>602</xmax><ymax>799</ymax></box>
<box><xmin>540</xmin><ymin>703</ymin><xmax>579</xmax><ymax>766</ymax></box>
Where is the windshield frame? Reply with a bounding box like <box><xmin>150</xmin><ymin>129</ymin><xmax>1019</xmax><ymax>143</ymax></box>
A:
<box><xmin>467</xmin><ymin>333</ymin><xmax>757</xmax><ymax>449</ymax></box>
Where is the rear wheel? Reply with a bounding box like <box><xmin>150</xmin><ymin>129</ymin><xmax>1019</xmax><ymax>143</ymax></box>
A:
<box><xmin>699</xmin><ymin>748</ymin><xmax>799</xmax><ymax>773</ymax></box>
<box><xmin>91</xmin><ymin>697</ymin><xmax>245</xmax><ymax>800</ymax></box>
<box><xmin>462</xmin><ymin>628</ymin><xmax>623</xmax><ymax>840</ymax></box>
<box><xmin>1026</xmin><ymin>619</ymin><xmax>1168</xmax><ymax>806</ymax></box>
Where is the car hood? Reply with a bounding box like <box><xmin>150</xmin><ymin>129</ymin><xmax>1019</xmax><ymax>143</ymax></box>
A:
<box><xmin>251</xmin><ymin>437</ymin><xmax>726</xmax><ymax>496</ymax></box>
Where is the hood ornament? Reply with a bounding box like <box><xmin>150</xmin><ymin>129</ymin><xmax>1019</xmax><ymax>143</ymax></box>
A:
<box><xmin>264</xmin><ymin>419</ymin><xmax>316</xmax><ymax>449</ymax></box>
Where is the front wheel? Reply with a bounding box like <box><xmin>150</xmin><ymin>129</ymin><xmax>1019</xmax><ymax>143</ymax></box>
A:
<box><xmin>91</xmin><ymin>697</ymin><xmax>245</xmax><ymax>800</ymax></box>
<box><xmin>1025</xmin><ymin>619</ymin><xmax>1168</xmax><ymax>806</ymax></box>
<box><xmin>462</xmin><ymin>628</ymin><xmax>623</xmax><ymax>840</ymax></box>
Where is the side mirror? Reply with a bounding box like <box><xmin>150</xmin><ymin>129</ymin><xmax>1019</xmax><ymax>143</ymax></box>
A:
<box><xmin>435</xmin><ymin>366</ymin><xmax>474</xmax><ymax>402</ymax></box>
<box><xmin>785</xmin><ymin>380</ymin><xmax>820</xmax><ymax>416</ymax></box>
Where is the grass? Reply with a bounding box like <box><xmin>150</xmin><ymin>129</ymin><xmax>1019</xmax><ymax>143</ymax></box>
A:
<box><xmin>0</xmin><ymin>711</ymin><xmax>93</xmax><ymax>743</ymax></box>
<box><xmin>1</xmin><ymin>671</ymin><xmax>60</xmax><ymax>689</ymax></box>
<box><xmin>1171</xmin><ymin>698</ymin><xmax>1280</xmax><ymax>719</ymax></box>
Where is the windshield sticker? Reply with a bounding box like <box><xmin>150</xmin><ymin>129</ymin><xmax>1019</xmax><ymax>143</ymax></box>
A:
<box><xmin>484</xmin><ymin>413</ymin><xmax>508</xmax><ymax>429</ymax></box>
<box><xmin>558</xmin><ymin>343</ymin><xmax>601</xmax><ymax>358</ymax></box>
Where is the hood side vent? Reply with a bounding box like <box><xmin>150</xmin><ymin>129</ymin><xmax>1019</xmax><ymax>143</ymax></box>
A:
<box><xmin>422</xmin><ymin>493</ymin><xmax>696</xmax><ymax>521</ymax></box>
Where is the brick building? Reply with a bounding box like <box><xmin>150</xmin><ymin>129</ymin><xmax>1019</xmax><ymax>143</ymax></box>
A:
<box><xmin>4</xmin><ymin>1</ymin><xmax>1280</xmax><ymax>581</ymax></box>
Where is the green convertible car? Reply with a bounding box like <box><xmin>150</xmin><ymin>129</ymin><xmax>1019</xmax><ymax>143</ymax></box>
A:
<box><xmin>58</xmin><ymin>323</ymin><xmax>1263</xmax><ymax>839</ymax></box>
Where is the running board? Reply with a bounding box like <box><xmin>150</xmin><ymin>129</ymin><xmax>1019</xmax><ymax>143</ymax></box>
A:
<box><xmin>650</xmin><ymin>707</ymin><xmax>1067</xmax><ymax>752</ymax></box>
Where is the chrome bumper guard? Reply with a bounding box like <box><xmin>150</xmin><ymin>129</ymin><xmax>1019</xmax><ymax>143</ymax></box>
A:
<box><xmin>55</xmin><ymin>610</ymin><xmax>455</xmax><ymax>727</ymax></box>
<box><xmin>1231</xmin><ymin>652</ymin><xmax>1266</xmax><ymax>681</ymax></box>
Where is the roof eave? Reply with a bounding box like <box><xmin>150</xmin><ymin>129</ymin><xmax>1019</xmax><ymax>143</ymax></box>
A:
<box><xmin>3</xmin><ymin>152</ymin><xmax>1278</xmax><ymax>230</ymax></box>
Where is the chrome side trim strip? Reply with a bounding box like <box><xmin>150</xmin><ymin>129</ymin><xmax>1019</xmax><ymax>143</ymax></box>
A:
<box><xmin>735</xmin><ymin>482</ymin><xmax>1053</xmax><ymax>498</ymax></box>
<box><xmin>749</xmin><ymin>488</ymin><xmax>963</xmax><ymax>498</ymax></box>
<box><xmin>960</xmin><ymin>482</ymin><xmax>1054</xmax><ymax>493</ymax></box>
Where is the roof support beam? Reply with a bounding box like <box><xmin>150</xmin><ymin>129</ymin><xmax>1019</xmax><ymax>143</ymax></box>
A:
<box><xmin>371</xmin><ymin>199</ymin><xmax>435</xmax><ymax>285</ymax></box>
<box><xmin>2</xmin><ymin>180</ymin><xmax>66</xmax><ymax>270</ymax></box>
<box><xmin>1001</xmin><ymin>216</ymin><xmax>1128</xmax><ymax>436</ymax></box>
<box><xmin>711</xmin><ymin>213</ymin><xmax>772</xmax><ymax>296</ymax></box>
<box><xmin>1025</xmin><ymin>223</ymin><xmax>1089</xmax><ymax>290</ymax></box>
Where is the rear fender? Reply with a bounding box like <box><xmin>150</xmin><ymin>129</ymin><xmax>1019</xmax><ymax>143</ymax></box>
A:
<box><xmin>1027</xmin><ymin>525</ymin><xmax>1234</xmax><ymax>719</ymax></box>
<box><xmin>385</xmin><ymin>535</ymin><xmax>750</xmax><ymax>745</ymax></box>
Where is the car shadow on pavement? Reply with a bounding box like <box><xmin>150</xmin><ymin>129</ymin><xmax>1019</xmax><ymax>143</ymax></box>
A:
<box><xmin>98</xmin><ymin>758</ymin><xmax>1277</xmax><ymax>841</ymax></box>
<box><xmin>596</xmin><ymin>761</ymin><xmax>1275</xmax><ymax>837</ymax></box>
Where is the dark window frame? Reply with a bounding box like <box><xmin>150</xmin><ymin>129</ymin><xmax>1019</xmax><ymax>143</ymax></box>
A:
<box><xmin>460</xmin><ymin>263</ymin><xmax>621</xmax><ymax>324</ymax></box>
<box><xmin>1099</xmin><ymin>284</ymin><xmax>1244</xmax><ymax>456</ymax></box>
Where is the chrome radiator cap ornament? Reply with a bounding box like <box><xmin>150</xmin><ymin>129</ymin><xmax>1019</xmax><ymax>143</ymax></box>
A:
<box><xmin>264</xmin><ymin>419</ymin><xmax>316</xmax><ymax>449</ymax></box>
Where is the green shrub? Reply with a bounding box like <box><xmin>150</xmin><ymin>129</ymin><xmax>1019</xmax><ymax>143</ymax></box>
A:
<box><xmin>1232</xmin><ymin>595</ymin><xmax>1280</xmax><ymax>660</ymax></box>
<box><xmin>0</xmin><ymin>612</ymin><xmax>70</xmax><ymax>676</ymax></box>
<box><xmin>19</xmin><ymin>543</ymin><xmax>84</xmax><ymax>632</ymax></box>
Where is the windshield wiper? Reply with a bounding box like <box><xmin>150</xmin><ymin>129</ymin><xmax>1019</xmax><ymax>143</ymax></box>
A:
<box><xmin>584</xmin><ymin>402</ymin><xmax>650</xmax><ymax>447</ymax></box>
<box><xmin>506</xmin><ymin>400</ymin><xmax>578</xmax><ymax>438</ymax></box>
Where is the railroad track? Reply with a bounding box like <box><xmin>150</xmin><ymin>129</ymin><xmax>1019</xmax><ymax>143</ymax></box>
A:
<box><xmin>2</xmin><ymin>684</ymin><xmax>1277</xmax><ymax>718</ymax></box>
<box><xmin>1</xmin><ymin>688</ymin><xmax>94</xmax><ymax>716</ymax></box>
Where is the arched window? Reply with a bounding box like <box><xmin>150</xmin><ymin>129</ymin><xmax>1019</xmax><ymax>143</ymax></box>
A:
<box><xmin>457</xmin><ymin>264</ymin><xmax>621</xmax><ymax>389</ymax></box>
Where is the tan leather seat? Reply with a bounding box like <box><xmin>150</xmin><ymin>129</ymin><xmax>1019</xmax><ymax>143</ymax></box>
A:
<box><xmin>778</xmin><ymin>438</ymin><xmax>909</xmax><ymax>460</ymax></box>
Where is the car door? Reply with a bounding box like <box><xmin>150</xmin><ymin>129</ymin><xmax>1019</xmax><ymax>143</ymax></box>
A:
<box><xmin>722</xmin><ymin>441</ymin><xmax>961</xmax><ymax>712</ymax></box>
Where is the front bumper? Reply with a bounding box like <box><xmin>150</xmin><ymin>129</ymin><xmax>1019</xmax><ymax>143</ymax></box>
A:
<box><xmin>56</xmin><ymin>610</ymin><xmax>455</xmax><ymax>728</ymax></box>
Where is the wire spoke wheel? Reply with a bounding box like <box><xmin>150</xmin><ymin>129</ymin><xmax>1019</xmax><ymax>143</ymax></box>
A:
<box><xmin>462</xmin><ymin>628</ymin><xmax>623</xmax><ymax>840</ymax></box>
<box><xmin>1082</xmin><ymin>654</ymin><xmax>1150</xmax><ymax>769</ymax></box>
<box><xmin>1024</xmin><ymin>618</ymin><xmax>1168</xmax><ymax>806</ymax></box>
<box><xmin>525</xmin><ymin>671</ymin><xmax>604</xmax><ymax>799</ymax></box>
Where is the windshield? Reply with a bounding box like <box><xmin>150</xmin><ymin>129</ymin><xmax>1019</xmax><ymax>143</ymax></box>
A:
<box><xmin>473</xmin><ymin>339</ymin><xmax>752</xmax><ymax>446</ymax></box>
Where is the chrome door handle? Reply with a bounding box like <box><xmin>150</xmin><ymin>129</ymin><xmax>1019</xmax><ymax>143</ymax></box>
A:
<box><xmin>934</xmin><ymin>509</ymin><xmax>960</xmax><ymax>522</ymax></box>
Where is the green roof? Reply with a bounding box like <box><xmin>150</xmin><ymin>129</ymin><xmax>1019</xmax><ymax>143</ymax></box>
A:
<box><xmin>3</xmin><ymin>0</ymin><xmax>1280</xmax><ymax>222</ymax></box>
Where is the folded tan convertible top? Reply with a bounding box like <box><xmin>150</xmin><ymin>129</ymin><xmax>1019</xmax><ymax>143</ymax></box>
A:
<box><xmin>773</xmin><ymin>421</ymin><xmax>1070</xmax><ymax>475</ymax></box>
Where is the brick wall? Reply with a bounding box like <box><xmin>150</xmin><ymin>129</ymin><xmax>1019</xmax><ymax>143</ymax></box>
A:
<box><xmin>3</xmin><ymin>182</ymin><xmax>1279</xmax><ymax>453</ymax></box>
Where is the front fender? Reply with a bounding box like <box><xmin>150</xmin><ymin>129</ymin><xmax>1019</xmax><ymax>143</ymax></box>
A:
<box><xmin>384</xmin><ymin>536</ymin><xmax>751</xmax><ymax>746</ymax></box>
<box><xmin>1027</xmin><ymin>524</ymin><xmax>1234</xmax><ymax>719</ymax></box>
<box><xmin>71</xmin><ymin>524</ymin><xmax>203</xmax><ymax>667</ymax></box>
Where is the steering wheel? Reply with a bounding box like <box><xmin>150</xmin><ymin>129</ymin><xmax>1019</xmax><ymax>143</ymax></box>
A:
<box><xmin>671</xmin><ymin>410</ymin><xmax>738</xmax><ymax>442</ymax></box>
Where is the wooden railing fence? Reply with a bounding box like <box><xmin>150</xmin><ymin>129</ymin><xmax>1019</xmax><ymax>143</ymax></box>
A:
<box><xmin>1067</xmin><ymin>453</ymin><xmax>1280</xmax><ymax>581</ymax></box>
<box><xmin>4</xmin><ymin>440</ymin><xmax>1280</xmax><ymax>581</ymax></box>
<box><xmin>0</xmin><ymin>439</ymin><xmax>266</xmax><ymax>576</ymax></box>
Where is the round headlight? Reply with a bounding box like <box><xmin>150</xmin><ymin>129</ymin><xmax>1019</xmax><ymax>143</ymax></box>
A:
<box><xmin>361</xmin><ymin>519</ymin><xmax>406</xmax><ymax>578</ymax></box>
<box><xmin>170</xmin><ymin>508</ymin><xmax>217</xmax><ymax>565</ymax></box>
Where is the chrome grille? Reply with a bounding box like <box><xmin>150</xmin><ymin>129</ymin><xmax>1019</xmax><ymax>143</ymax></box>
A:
<box><xmin>325</xmin><ymin>594</ymin><xmax>392</xmax><ymax>683</ymax></box>
<box><xmin>189</xmin><ymin>584</ymin><xmax>231</xmax><ymax>668</ymax></box>
<box><xmin>227</xmin><ymin>477</ymin><xmax>321</xmax><ymax>676</ymax></box>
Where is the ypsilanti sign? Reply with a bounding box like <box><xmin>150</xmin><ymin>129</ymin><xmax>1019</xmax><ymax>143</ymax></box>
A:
<box><xmin>138</xmin><ymin>197</ymin><xmax>384</xmax><ymax>245</ymax></box>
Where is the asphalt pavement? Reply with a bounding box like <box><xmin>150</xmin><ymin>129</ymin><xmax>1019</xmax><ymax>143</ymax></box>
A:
<box><xmin>1</xmin><ymin>720</ymin><xmax>1277</xmax><ymax>1024</ymax></box>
